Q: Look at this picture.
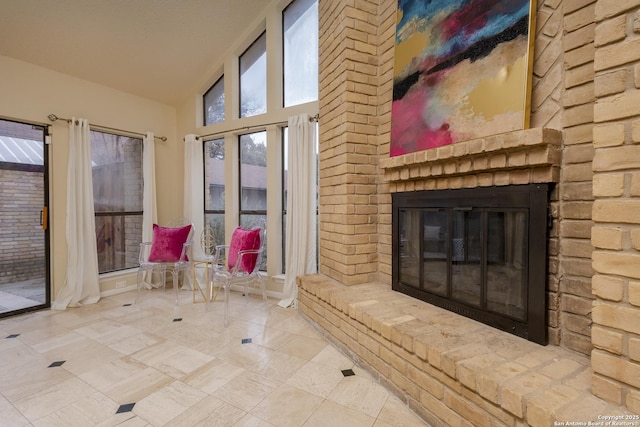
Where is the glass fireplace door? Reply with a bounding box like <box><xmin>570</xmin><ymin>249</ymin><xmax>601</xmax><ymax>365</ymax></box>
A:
<box><xmin>486</xmin><ymin>210</ymin><xmax>527</xmax><ymax>320</ymax></box>
<box><xmin>451</xmin><ymin>210</ymin><xmax>482</xmax><ymax>307</ymax></box>
<box><xmin>392</xmin><ymin>184</ymin><xmax>549</xmax><ymax>345</ymax></box>
<box><xmin>422</xmin><ymin>210</ymin><xmax>448</xmax><ymax>296</ymax></box>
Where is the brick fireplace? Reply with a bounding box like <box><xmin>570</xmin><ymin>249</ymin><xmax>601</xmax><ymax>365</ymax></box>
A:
<box><xmin>307</xmin><ymin>0</ymin><xmax>640</xmax><ymax>421</ymax></box>
<box><xmin>381</xmin><ymin>128</ymin><xmax>561</xmax><ymax>344</ymax></box>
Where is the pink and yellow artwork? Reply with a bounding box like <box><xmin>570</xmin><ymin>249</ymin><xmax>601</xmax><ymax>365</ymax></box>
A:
<box><xmin>391</xmin><ymin>0</ymin><xmax>535</xmax><ymax>156</ymax></box>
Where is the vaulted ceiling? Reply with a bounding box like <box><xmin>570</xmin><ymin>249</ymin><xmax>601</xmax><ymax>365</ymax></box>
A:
<box><xmin>0</xmin><ymin>0</ymin><xmax>268</xmax><ymax>106</ymax></box>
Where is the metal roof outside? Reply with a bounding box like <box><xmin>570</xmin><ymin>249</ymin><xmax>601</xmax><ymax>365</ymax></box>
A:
<box><xmin>0</xmin><ymin>136</ymin><xmax>44</xmax><ymax>165</ymax></box>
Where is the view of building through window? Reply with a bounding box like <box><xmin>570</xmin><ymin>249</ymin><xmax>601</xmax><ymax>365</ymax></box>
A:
<box><xmin>91</xmin><ymin>131</ymin><xmax>143</xmax><ymax>274</ymax></box>
<box><xmin>204</xmin><ymin>138</ymin><xmax>225</xmax><ymax>249</ymax></box>
<box><xmin>240</xmin><ymin>131</ymin><xmax>267</xmax><ymax>270</ymax></box>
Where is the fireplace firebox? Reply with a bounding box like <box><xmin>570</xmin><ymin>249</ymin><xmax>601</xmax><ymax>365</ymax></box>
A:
<box><xmin>392</xmin><ymin>184</ymin><xmax>550</xmax><ymax>345</ymax></box>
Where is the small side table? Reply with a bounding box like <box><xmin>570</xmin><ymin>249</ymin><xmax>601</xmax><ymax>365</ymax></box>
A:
<box><xmin>191</xmin><ymin>258</ymin><xmax>220</xmax><ymax>303</ymax></box>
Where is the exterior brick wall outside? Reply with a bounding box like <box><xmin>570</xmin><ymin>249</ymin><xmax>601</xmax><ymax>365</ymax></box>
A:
<box><xmin>123</xmin><ymin>141</ymin><xmax>143</xmax><ymax>268</ymax></box>
<box><xmin>0</xmin><ymin>168</ymin><xmax>45</xmax><ymax>284</ymax></box>
<box><xmin>93</xmin><ymin>136</ymin><xmax>143</xmax><ymax>272</ymax></box>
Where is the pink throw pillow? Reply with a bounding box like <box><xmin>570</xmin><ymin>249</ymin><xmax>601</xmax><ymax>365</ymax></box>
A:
<box><xmin>228</xmin><ymin>227</ymin><xmax>261</xmax><ymax>273</ymax></box>
<box><xmin>148</xmin><ymin>224</ymin><xmax>192</xmax><ymax>262</ymax></box>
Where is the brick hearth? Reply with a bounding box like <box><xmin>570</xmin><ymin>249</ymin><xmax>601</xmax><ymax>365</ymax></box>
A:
<box><xmin>298</xmin><ymin>275</ymin><xmax>632</xmax><ymax>426</ymax></box>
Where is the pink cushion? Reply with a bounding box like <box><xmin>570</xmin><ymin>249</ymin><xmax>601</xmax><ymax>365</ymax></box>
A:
<box><xmin>148</xmin><ymin>224</ymin><xmax>192</xmax><ymax>262</ymax></box>
<box><xmin>228</xmin><ymin>226</ymin><xmax>261</xmax><ymax>273</ymax></box>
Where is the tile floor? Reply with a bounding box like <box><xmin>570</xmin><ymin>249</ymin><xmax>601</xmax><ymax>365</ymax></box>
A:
<box><xmin>0</xmin><ymin>279</ymin><xmax>47</xmax><ymax>314</ymax></box>
<box><xmin>0</xmin><ymin>287</ymin><xmax>430</xmax><ymax>426</ymax></box>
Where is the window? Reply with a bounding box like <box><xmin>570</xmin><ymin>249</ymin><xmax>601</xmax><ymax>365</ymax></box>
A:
<box><xmin>240</xmin><ymin>32</ymin><xmax>267</xmax><ymax>118</ymax></box>
<box><xmin>204</xmin><ymin>138</ymin><xmax>225</xmax><ymax>249</ymax></box>
<box><xmin>203</xmin><ymin>76</ymin><xmax>225</xmax><ymax>126</ymax></box>
<box><xmin>91</xmin><ymin>131</ymin><xmax>143</xmax><ymax>274</ymax></box>
<box><xmin>200</xmin><ymin>0</ymin><xmax>319</xmax><ymax>278</ymax></box>
<box><xmin>283</xmin><ymin>0</ymin><xmax>318</xmax><ymax>107</ymax></box>
<box><xmin>239</xmin><ymin>131</ymin><xmax>267</xmax><ymax>270</ymax></box>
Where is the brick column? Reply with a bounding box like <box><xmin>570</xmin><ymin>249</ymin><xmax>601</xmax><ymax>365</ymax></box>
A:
<box><xmin>532</xmin><ymin>0</ymin><xmax>569</xmax><ymax>348</ymax></box>
<box><xmin>318</xmin><ymin>0</ymin><xmax>382</xmax><ymax>285</ymax></box>
<box><xmin>557</xmin><ymin>0</ymin><xmax>597</xmax><ymax>354</ymax></box>
<box><xmin>591</xmin><ymin>0</ymin><xmax>640</xmax><ymax>412</ymax></box>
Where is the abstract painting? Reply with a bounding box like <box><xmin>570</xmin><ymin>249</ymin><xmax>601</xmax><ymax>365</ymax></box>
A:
<box><xmin>390</xmin><ymin>0</ymin><xmax>535</xmax><ymax>156</ymax></box>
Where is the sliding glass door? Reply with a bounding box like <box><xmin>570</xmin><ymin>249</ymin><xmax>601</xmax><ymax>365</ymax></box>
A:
<box><xmin>0</xmin><ymin>118</ymin><xmax>50</xmax><ymax>317</ymax></box>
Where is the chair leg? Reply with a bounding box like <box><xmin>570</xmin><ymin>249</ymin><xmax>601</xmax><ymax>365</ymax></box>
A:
<box><xmin>173</xmin><ymin>269</ymin><xmax>179</xmax><ymax>305</ymax></box>
<box><xmin>208</xmin><ymin>267</ymin><xmax>215</xmax><ymax>301</ymax></box>
<box><xmin>161</xmin><ymin>267</ymin><xmax>167</xmax><ymax>292</ymax></box>
<box><xmin>224</xmin><ymin>281</ymin><xmax>231</xmax><ymax>327</ymax></box>
<box><xmin>258</xmin><ymin>274</ymin><xmax>267</xmax><ymax>303</ymax></box>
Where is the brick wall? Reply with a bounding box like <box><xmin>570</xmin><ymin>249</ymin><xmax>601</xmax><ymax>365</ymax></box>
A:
<box><xmin>590</xmin><ymin>0</ymin><xmax>640</xmax><ymax>412</ymax></box>
<box><xmin>0</xmin><ymin>168</ymin><xmax>45</xmax><ymax>284</ymax></box>
<box><xmin>557</xmin><ymin>0</ymin><xmax>598</xmax><ymax>358</ymax></box>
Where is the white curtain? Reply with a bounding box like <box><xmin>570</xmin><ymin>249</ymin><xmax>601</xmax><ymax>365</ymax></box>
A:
<box><xmin>279</xmin><ymin>113</ymin><xmax>317</xmax><ymax>308</ymax></box>
<box><xmin>53</xmin><ymin>118</ymin><xmax>100</xmax><ymax>309</ymax></box>
<box><xmin>139</xmin><ymin>132</ymin><xmax>158</xmax><ymax>288</ymax></box>
<box><xmin>184</xmin><ymin>134</ymin><xmax>204</xmax><ymax>255</ymax></box>
<box><xmin>142</xmin><ymin>132</ymin><xmax>157</xmax><ymax>243</ymax></box>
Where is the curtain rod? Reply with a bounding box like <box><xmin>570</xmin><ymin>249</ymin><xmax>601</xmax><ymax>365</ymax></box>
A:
<box><xmin>47</xmin><ymin>114</ymin><xmax>168</xmax><ymax>142</ymax></box>
<box><xmin>193</xmin><ymin>113</ymin><xmax>319</xmax><ymax>142</ymax></box>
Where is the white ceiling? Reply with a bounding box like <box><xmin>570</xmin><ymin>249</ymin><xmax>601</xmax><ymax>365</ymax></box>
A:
<box><xmin>0</xmin><ymin>0</ymin><xmax>268</xmax><ymax>106</ymax></box>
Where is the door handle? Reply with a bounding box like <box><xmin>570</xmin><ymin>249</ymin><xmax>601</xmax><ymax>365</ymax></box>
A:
<box><xmin>41</xmin><ymin>207</ymin><xmax>48</xmax><ymax>231</ymax></box>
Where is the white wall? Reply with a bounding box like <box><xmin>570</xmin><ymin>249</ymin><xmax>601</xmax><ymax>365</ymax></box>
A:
<box><xmin>0</xmin><ymin>54</ymin><xmax>180</xmax><ymax>299</ymax></box>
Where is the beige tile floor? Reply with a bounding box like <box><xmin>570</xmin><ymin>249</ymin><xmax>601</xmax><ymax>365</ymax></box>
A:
<box><xmin>0</xmin><ymin>287</ymin><xmax>430</xmax><ymax>426</ymax></box>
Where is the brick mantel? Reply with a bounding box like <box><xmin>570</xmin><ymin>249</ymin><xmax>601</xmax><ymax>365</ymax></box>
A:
<box><xmin>380</xmin><ymin>128</ymin><xmax>563</xmax><ymax>191</ymax></box>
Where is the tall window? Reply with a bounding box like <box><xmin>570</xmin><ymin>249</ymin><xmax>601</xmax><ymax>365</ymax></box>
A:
<box><xmin>283</xmin><ymin>0</ymin><xmax>318</xmax><ymax>107</ymax></box>
<box><xmin>204</xmin><ymin>138</ymin><xmax>225</xmax><ymax>248</ymax></box>
<box><xmin>91</xmin><ymin>131</ymin><xmax>143</xmax><ymax>274</ymax></box>
<box><xmin>203</xmin><ymin>76</ymin><xmax>225</xmax><ymax>126</ymax></box>
<box><xmin>240</xmin><ymin>32</ymin><xmax>267</xmax><ymax>118</ymax></box>
<box><xmin>200</xmin><ymin>0</ymin><xmax>319</xmax><ymax>277</ymax></box>
<box><xmin>239</xmin><ymin>131</ymin><xmax>267</xmax><ymax>269</ymax></box>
